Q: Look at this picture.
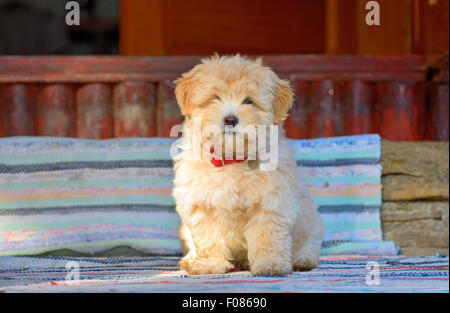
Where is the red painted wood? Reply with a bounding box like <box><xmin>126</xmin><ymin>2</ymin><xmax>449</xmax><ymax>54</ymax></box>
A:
<box><xmin>76</xmin><ymin>83</ymin><xmax>113</xmax><ymax>139</ymax></box>
<box><xmin>434</xmin><ymin>69</ymin><xmax>450</xmax><ymax>84</ymax></box>
<box><xmin>374</xmin><ymin>82</ymin><xmax>426</xmax><ymax>141</ymax></box>
<box><xmin>156</xmin><ymin>80</ymin><xmax>184</xmax><ymax>137</ymax></box>
<box><xmin>0</xmin><ymin>55</ymin><xmax>427</xmax><ymax>83</ymax></box>
<box><xmin>308</xmin><ymin>80</ymin><xmax>345</xmax><ymax>138</ymax></box>
<box><xmin>0</xmin><ymin>55</ymin><xmax>446</xmax><ymax>141</ymax></box>
<box><xmin>0</xmin><ymin>72</ymin><xmax>426</xmax><ymax>84</ymax></box>
<box><xmin>284</xmin><ymin>81</ymin><xmax>311</xmax><ymax>139</ymax></box>
<box><xmin>122</xmin><ymin>0</ymin><xmax>326</xmax><ymax>56</ymax></box>
<box><xmin>262</xmin><ymin>55</ymin><xmax>426</xmax><ymax>74</ymax></box>
<box><xmin>343</xmin><ymin>81</ymin><xmax>374</xmax><ymax>135</ymax></box>
<box><xmin>289</xmin><ymin>72</ymin><xmax>425</xmax><ymax>83</ymax></box>
<box><xmin>0</xmin><ymin>84</ymin><xmax>36</xmax><ymax>136</ymax></box>
<box><xmin>427</xmin><ymin>84</ymin><xmax>449</xmax><ymax>141</ymax></box>
<box><xmin>113</xmin><ymin>82</ymin><xmax>156</xmax><ymax>137</ymax></box>
<box><xmin>35</xmin><ymin>84</ymin><xmax>76</xmax><ymax>137</ymax></box>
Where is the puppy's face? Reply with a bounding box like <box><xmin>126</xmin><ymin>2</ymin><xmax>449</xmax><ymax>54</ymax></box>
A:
<box><xmin>175</xmin><ymin>55</ymin><xmax>293</xmax><ymax>159</ymax></box>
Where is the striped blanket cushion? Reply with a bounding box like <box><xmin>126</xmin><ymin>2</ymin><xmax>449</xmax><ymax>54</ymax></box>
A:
<box><xmin>0</xmin><ymin>134</ymin><xmax>398</xmax><ymax>256</ymax></box>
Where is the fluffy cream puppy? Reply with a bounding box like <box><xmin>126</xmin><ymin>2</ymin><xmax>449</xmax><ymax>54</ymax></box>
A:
<box><xmin>172</xmin><ymin>55</ymin><xmax>324</xmax><ymax>275</ymax></box>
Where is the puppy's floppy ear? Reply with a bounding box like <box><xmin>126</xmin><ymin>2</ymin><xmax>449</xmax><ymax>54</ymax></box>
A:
<box><xmin>272</xmin><ymin>76</ymin><xmax>294</xmax><ymax>125</ymax></box>
<box><xmin>174</xmin><ymin>69</ymin><xmax>198</xmax><ymax>117</ymax></box>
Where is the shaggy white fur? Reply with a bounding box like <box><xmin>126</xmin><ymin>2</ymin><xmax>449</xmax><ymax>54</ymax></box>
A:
<box><xmin>172</xmin><ymin>55</ymin><xmax>325</xmax><ymax>275</ymax></box>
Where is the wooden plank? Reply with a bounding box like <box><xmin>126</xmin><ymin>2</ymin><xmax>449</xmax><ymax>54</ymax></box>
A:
<box><xmin>308</xmin><ymin>80</ymin><xmax>345</xmax><ymax>138</ymax></box>
<box><xmin>374</xmin><ymin>82</ymin><xmax>426</xmax><ymax>140</ymax></box>
<box><xmin>0</xmin><ymin>56</ymin><xmax>202</xmax><ymax>75</ymax></box>
<box><xmin>0</xmin><ymin>72</ymin><xmax>427</xmax><ymax>84</ymax></box>
<box><xmin>35</xmin><ymin>84</ymin><xmax>76</xmax><ymax>137</ymax></box>
<box><xmin>156</xmin><ymin>80</ymin><xmax>184</xmax><ymax>137</ymax></box>
<box><xmin>343</xmin><ymin>81</ymin><xmax>375</xmax><ymax>135</ymax></box>
<box><xmin>356</xmin><ymin>0</ymin><xmax>413</xmax><ymax>54</ymax></box>
<box><xmin>121</xmin><ymin>0</ymin><xmax>326</xmax><ymax>56</ymax></box>
<box><xmin>284</xmin><ymin>81</ymin><xmax>311</xmax><ymax>139</ymax></box>
<box><xmin>413</xmin><ymin>0</ymin><xmax>449</xmax><ymax>55</ymax></box>
<box><xmin>325</xmin><ymin>0</ymin><xmax>358</xmax><ymax>54</ymax></box>
<box><xmin>288</xmin><ymin>72</ymin><xmax>426</xmax><ymax>83</ymax></box>
<box><xmin>0</xmin><ymin>55</ymin><xmax>427</xmax><ymax>75</ymax></box>
<box><xmin>0</xmin><ymin>73</ymin><xmax>180</xmax><ymax>84</ymax></box>
<box><xmin>0</xmin><ymin>55</ymin><xmax>442</xmax><ymax>141</ymax></box>
<box><xmin>433</xmin><ymin>69</ymin><xmax>450</xmax><ymax>84</ymax></box>
<box><xmin>120</xmin><ymin>0</ymin><xmax>164</xmax><ymax>55</ymax></box>
<box><xmin>0</xmin><ymin>72</ymin><xmax>428</xmax><ymax>85</ymax></box>
<box><xmin>113</xmin><ymin>82</ymin><xmax>157</xmax><ymax>137</ymax></box>
<box><xmin>427</xmin><ymin>84</ymin><xmax>449</xmax><ymax>141</ymax></box>
<box><xmin>428</xmin><ymin>53</ymin><xmax>449</xmax><ymax>84</ymax></box>
<box><xmin>76</xmin><ymin>83</ymin><xmax>113</xmax><ymax>139</ymax></box>
<box><xmin>0</xmin><ymin>84</ymin><xmax>36</xmax><ymax>136</ymax></box>
<box><xmin>0</xmin><ymin>56</ymin><xmax>427</xmax><ymax>84</ymax></box>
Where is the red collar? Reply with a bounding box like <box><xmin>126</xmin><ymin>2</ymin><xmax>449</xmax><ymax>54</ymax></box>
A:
<box><xmin>210</xmin><ymin>148</ymin><xmax>248</xmax><ymax>167</ymax></box>
<box><xmin>211</xmin><ymin>155</ymin><xmax>248</xmax><ymax>167</ymax></box>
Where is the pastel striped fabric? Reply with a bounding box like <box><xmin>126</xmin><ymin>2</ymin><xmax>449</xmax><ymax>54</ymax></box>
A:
<box><xmin>0</xmin><ymin>255</ymin><xmax>447</xmax><ymax>293</ymax></box>
<box><xmin>0</xmin><ymin>134</ymin><xmax>398</xmax><ymax>256</ymax></box>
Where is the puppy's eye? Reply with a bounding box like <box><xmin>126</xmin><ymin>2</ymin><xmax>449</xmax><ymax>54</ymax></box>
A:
<box><xmin>214</xmin><ymin>95</ymin><xmax>221</xmax><ymax>101</ymax></box>
<box><xmin>242</xmin><ymin>98</ymin><xmax>254</xmax><ymax>105</ymax></box>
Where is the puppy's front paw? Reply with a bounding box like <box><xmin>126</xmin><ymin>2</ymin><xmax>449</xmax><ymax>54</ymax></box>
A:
<box><xmin>250</xmin><ymin>257</ymin><xmax>292</xmax><ymax>276</ymax></box>
<box><xmin>293</xmin><ymin>255</ymin><xmax>319</xmax><ymax>271</ymax></box>
<box><xmin>179</xmin><ymin>256</ymin><xmax>232</xmax><ymax>275</ymax></box>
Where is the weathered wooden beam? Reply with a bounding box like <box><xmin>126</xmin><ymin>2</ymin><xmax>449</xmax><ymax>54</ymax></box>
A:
<box><xmin>374</xmin><ymin>82</ymin><xmax>426</xmax><ymax>141</ymax></box>
<box><xmin>113</xmin><ymin>82</ymin><xmax>156</xmax><ymax>137</ymax></box>
<box><xmin>35</xmin><ymin>84</ymin><xmax>76</xmax><ymax>137</ymax></box>
<box><xmin>156</xmin><ymin>80</ymin><xmax>184</xmax><ymax>137</ymax></box>
<box><xmin>308</xmin><ymin>80</ymin><xmax>345</xmax><ymax>138</ymax></box>
<box><xmin>343</xmin><ymin>80</ymin><xmax>374</xmax><ymax>135</ymax></box>
<box><xmin>0</xmin><ymin>55</ymin><xmax>427</xmax><ymax>83</ymax></box>
<box><xmin>0</xmin><ymin>83</ymin><xmax>36</xmax><ymax>136</ymax></box>
<box><xmin>284</xmin><ymin>81</ymin><xmax>310</xmax><ymax>139</ymax></box>
<box><xmin>76</xmin><ymin>83</ymin><xmax>113</xmax><ymax>139</ymax></box>
<box><xmin>0</xmin><ymin>55</ymin><xmax>443</xmax><ymax>141</ymax></box>
<box><xmin>427</xmin><ymin>84</ymin><xmax>449</xmax><ymax>141</ymax></box>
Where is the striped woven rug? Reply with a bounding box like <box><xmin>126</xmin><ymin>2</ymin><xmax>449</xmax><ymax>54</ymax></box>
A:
<box><xmin>0</xmin><ymin>134</ymin><xmax>398</xmax><ymax>256</ymax></box>
<box><xmin>0</xmin><ymin>255</ymin><xmax>447</xmax><ymax>293</ymax></box>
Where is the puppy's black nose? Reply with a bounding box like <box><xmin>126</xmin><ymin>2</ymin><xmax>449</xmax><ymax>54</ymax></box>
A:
<box><xmin>223</xmin><ymin>115</ymin><xmax>239</xmax><ymax>127</ymax></box>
